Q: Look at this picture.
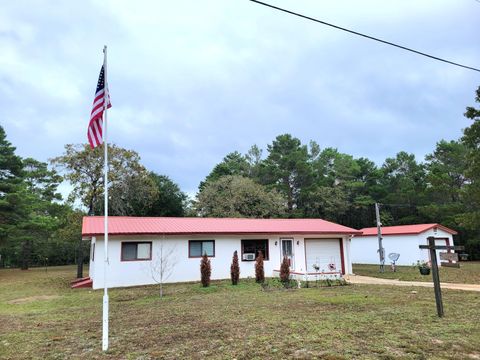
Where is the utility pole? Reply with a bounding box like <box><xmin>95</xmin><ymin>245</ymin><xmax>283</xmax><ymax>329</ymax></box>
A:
<box><xmin>375</xmin><ymin>202</ymin><xmax>385</xmax><ymax>273</ymax></box>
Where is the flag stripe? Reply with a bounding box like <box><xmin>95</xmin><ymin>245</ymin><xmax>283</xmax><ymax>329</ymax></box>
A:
<box><xmin>87</xmin><ymin>66</ymin><xmax>111</xmax><ymax>149</ymax></box>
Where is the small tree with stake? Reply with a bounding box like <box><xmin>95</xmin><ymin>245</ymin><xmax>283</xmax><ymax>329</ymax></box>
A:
<box><xmin>149</xmin><ymin>240</ymin><xmax>177</xmax><ymax>298</ymax></box>
<box><xmin>200</xmin><ymin>253</ymin><xmax>211</xmax><ymax>287</ymax></box>
<box><xmin>230</xmin><ymin>250</ymin><xmax>240</xmax><ymax>285</ymax></box>
<box><xmin>280</xmin><ymin>256</ymin><xmax>290</xmax><ymax>286</ymax></box>
<box><xmin>255</xmin><ymin>251</ymin><xmax>265</xmax><ymax>283</ymax></box>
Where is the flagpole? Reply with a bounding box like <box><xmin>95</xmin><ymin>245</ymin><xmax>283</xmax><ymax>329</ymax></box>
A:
<box><xmin>102</xmin><ymin>44</ymin><xmax>109</xmax><ymax>352</ymax></box>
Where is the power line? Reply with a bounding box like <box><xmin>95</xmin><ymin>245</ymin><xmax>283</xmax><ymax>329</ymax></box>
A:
<box><xmin>248</xmin><ymin>0</ymin><xmax>480</xmax><ymax>73</ymax></box>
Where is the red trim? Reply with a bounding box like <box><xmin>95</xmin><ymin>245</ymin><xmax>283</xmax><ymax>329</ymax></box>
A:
<box><xmin>120</xmin><ymin>241</ymin><xmax>152</xmax><ymax>262</ymax></box>
<box><xmin>358</xmin><ymin>223</ymin><xmax>457</xmax><ymax>236</ymax></box>
<box><xmin>188</xmin><ymin>240</ymin><xmax>215</xmax><ymax>258</ymax></box>
<box><xmin>84</xmin><ymin>230</ymin><xmax>362</xmax><ymax>237</ymax></box>
<box><xmin>339</xmin><ymin>238</ymin><xmax>345</xmax><ymax>275</ymax></box>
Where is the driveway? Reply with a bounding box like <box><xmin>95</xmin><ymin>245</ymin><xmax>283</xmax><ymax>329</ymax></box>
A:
<box><xmin>344</xmin><ymin>275</ymin><xmax>480</xmax><ymax>292</ymax></box>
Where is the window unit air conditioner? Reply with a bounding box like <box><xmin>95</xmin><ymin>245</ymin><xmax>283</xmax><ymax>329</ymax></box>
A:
<box><xmin>243</xmin><ymin>253</ymin><xmax>255</xmax><ymax>261</ymax></box>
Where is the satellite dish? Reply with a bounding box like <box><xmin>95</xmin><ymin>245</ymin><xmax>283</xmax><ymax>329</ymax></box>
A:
<box><xmin>388</xmin><ymin>253</ymin><xmax>400</xmax><ymax>262</ymax></box>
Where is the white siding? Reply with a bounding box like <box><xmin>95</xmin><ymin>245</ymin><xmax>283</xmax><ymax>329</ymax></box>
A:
<box><xmin>351</xmin><ymin>229</ymin><xmax>455</xmax><ymax>266</ymax></box>
<box><xmin>88</xmin><ymin>233</ymin><xmax>352</xmax><ymax>289</ymax></box>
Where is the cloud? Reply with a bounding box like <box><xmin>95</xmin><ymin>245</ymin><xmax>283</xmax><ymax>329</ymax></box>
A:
<box><xmin>0</xmin><ymin>0</ymin><xmax>479</xmax><ymax>195</ymax></box>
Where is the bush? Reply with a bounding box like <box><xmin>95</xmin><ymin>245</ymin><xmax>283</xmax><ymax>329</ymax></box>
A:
<box><xmin>230</xmin><ymin>250</ymin><xmax>240</xmax><ymax>285</ymax></box>
<box><xmin>255</xmin><ymin>251</ymin><xmax>265</xmax><ymax>283</ymax></box>
<box><xmin>200</xmin><ymin>253</ymin><xmax>211</xmax><ymax>287</ymax></box>
<box><xmin>261</xmin><ymin>277</ymin><xmax>298</xmax><ymax>291</ymax></box>
<box><xmin>302</xmin><ymin>278</ymin><xmax>348</xmax><ymax>288</ymax></box>
<box><xmin>279</xmin><ymin>256</ymin><xmax>290</xmax><ymax>284</ymax></box>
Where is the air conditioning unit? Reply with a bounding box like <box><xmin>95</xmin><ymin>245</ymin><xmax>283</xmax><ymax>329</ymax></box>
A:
<box><xmin>243</xmin><ymin>253</ymin><xmax>255</xmax><ymax>261</ymax></box>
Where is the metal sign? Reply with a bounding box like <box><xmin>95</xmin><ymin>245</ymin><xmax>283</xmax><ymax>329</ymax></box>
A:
<box><xmin>440</xmin><ymin>252</ymin><xmax>459</xmax><ymax>262</ymax></box>
<box><xmin>441</xmin><ymin>262</ymin><xmax>460</xmax><ymax>268</ymax></box>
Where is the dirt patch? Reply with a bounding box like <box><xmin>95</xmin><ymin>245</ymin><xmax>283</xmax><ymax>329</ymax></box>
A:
<box><xmin>7</xmin><ymin>295</ymin><xmax>60</xmax><ymax>304</ymax></box>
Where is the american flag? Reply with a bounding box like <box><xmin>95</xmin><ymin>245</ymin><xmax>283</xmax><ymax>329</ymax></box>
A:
<box><xmin>87</xmin><ymin>66</ymin><xmax>111</xmax><ymax>148</ymax></box>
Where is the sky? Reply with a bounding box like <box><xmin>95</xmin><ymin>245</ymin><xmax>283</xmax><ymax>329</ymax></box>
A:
<box><xmin>1</xmin><ymin>0</ymin><xmax>479</xmax><ymax>198</ymax></box>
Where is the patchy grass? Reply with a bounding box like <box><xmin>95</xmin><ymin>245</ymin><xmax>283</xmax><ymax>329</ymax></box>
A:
<box><xmin>1</xmin><ymin>266</ymin><xmax>479</xmax><ymax>359</ymax></box>
<box><xmin>353</xmin><ymin>262</ymin><xmax>480</xmax><ymax>284</ymax></box>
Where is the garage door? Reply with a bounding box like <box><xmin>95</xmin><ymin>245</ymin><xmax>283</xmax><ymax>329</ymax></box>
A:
<box><xmin>305</xmin><ymin>239</ymin><xmax>343</xmax><ymax>274</ymax></box>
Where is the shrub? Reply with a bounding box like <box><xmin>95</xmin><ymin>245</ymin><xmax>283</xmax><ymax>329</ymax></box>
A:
<box><xmin>279</xmin><ymin>256</ymin><xmax>290</xmax><ymax>284</ymax></box>
<box><xmin>255</xmin><ymin>251</ymin><xmax>265</xmax><ymax>283</ymax></box>
<box><xmin>230</xmin><ymin>250</ymin><xmax>240</xmax><ymax>285</ymax></box>
<box><xmin>200</xmin><ymin>253</ymin><xmax>211</xmax><ymax>287</ymax></box>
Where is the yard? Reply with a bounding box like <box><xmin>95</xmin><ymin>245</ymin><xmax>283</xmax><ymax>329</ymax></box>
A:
<box><xmin>353</xmin><ymin>262</ymin><xmax>480</xmax><ymax>284</ymax></box>
<box><xmin>1</xmin><ymin>266</ymin><xmax>479</xmax><ymax>360</ymax></box>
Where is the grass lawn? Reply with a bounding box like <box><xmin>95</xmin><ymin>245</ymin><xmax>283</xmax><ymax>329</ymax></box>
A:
<box><xmin>353</xmin><ymin>262</ymin><xmax>480</xmax><ymax>284</ymax></box>
<box><xmin>1</xmin><ymin>266</ymin><xmax>480</xmax><ymax>359</ymax></box>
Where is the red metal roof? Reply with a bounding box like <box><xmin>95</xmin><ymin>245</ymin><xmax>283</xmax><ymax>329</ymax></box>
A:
<box><xmin>82</xmin><ymin>216</ymin><xmax>362</xmax><ymax>237</ymax></box>
<box><xmin>358</xmin><ymin>223</ymin><xmax>457</xmax><ymax>236</ymax></box>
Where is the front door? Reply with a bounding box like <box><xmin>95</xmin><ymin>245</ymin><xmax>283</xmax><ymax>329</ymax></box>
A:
<box><xmin>281</xmin><ymin>238</ymin><xmax>294</xmax><ymax>269</ymax></box>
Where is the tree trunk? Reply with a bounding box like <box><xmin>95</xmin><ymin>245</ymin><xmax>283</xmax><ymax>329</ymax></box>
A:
<box><xmin>21</xmin><ymin>240</ymin><xmax>31</xmax><ymax>270</ymax></box>
<box><xmin>76</xmin><ymin>238</ymin><xmax>84</xmax><ymax>278</ymax></box>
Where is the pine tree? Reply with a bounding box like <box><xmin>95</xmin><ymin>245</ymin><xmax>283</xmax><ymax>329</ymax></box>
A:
<box><xmin>255</xmin><ymin>251</ymin><xmax>265</xmax><ymax>283</ymax></box>
<box><xmin>0</xmin><ymin>126</ymin><xmax>24</xmax><ymax>244</ymax></box>
<box><xmin>200</xmin><ymin>253</ymin><xmax>211</xmax><ymax>287</ymax></box>
<box><xmin>230</xmin><ymin>250</ymin><xmax>240</xmax><ymax>285</ymax></box>
<box><xmin>280</xmin><ymin>256</ymin><xmax>290</xmax><ymax>284</ymax></box>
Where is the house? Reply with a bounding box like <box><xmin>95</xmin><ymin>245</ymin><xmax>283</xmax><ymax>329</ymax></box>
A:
<box><xmin>351</xmin><ymin>224</ymin><xmax>457</xmax><ymax>266</ymax></box>
<box><xmin>82</xmin><ymin>216</ymin><xmax>361</xmax><ymax>289</ymax></box>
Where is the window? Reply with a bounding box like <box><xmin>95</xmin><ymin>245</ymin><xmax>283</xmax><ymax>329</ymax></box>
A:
<box><xmin>91</xmin><ymin>242</ymin><xmax>95</xmax><ymax>261</ymax></box>
<box><xmin>189</xmin><ymin>240</ymin><xmax>215</xmax><ymax>257</ymax></box>
<box><xmin>241</xmin><ymin>239</ymin><xmax>269</xmax><ymax>261</ymax></box>
<box><xmin>121</xmin><ymin>242</ymin><xmax>152</xmax><ymax>261</ymax></box>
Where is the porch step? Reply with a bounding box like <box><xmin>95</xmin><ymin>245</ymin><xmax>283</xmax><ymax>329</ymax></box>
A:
<box><xmin>71</xmin><ymin>277</ymin><xmax>92</xmax><ymax>289</ymax></box>
<box><xmin>70</xmin><ymin>276</ymin><xmax>90</xmax><ymax>285</ymax></box>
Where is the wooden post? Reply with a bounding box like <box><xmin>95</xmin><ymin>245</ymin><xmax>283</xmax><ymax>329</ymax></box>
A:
<box><xmin>375</xmin><ymin>203</ymin><xmax>385</xmax><ymax>273</ymax></box>
<box><xmin>419</xmin><ymin>240</ymin><xmax>464</xmax><ymax>317</ymax></box>
<box><xmin>427</xmin><ymin>236</ymin><xmax>443</xmax><ymax>317</ymax></box>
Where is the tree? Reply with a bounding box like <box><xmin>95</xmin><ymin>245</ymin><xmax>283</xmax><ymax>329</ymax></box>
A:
<box><xmin>52</xmin><ymin>209</ymin><xmax>85</xmax><ymax>267</ymax></box>
<box><xmin>425</xmin><ymin>140</ymin><xmax>468</xmax><ymax>204</ymax></box>
<box><xmin>14</xmin><ymin>158</ymin><xmax>63</xmax><ymax>270</ymax></box>
<box><xmin>459</xmin><ymin>86</ymin><xmax>480</xmax><ymax>231</ymax></box>
<box><xmin>381</xmin><ymin>152</ymin><xmax>426</xmax><ymax>205</ymax></box>
<box><xmin>279</xmin><ymin>256</ymin><xmax>290</xmax><ymax>284</ymax></box>
<box><xmin>301</xmin><ymin>186</ymin><xmax>349</xmax><ymax>222</ymax></box>
<box><xmin>0</xmin><ymin>126</ymin><xmax>24</xmax><ymax>245</ymax></box>
<box><xmin>51</xmin><ymin>143</ymin><xmax>157</xmax><ymax>277</ymax></box>
<box><xmin>230</xmin><ymin>250</ymin><xmax>240</xmax><ymax>285</ymax></box>
<box><xmin>199</xmin><ymin>152</ymin><xmax>251</xmax><ymax>191</ymax></box>
<box><xmin>51</xmin><ymin>143</ymin><xmax>157</xmax><ymax>216</ymax></box>
<box><xmin>200</xmin><ymin>253</ymin><xmax>211</xmax><ymax>287</ymax></box>
<box><xmin>195</xmin><ymin>175</ymin><xmax>286</xmax><ymax>218</ymax></box>
<box><xmin>379</xmin><ymin>152</ymin><xmax>427</xmax><ymax>224</ymax></box>
<box><xmin>149</xmin><ymin>240</ymin><xmax>177</xmax><ymax>297</ymax></box>
<box><xmin>245</xmin><ymin>144</ymin><xmax>263</xmax><ymax>180</ymax></box>
<box><xmin>146</xmin><ymin>173</ymin><xmax>187</xmax><ymax>217</ymax></box>
<box><xmin>255</xmin><ymin>251</ymin><xmax>265</xmax><ymax>283</ymax></box>
<box><xmin>261</xmin><ymin>134</ymin><xmax>313</xmax><ymax>214</ymax></box>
